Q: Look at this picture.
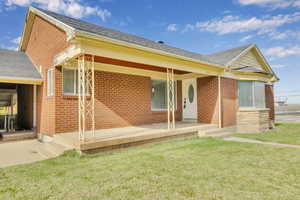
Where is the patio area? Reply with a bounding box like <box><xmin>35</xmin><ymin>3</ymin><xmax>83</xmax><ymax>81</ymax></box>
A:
<box><xmin>54</xmin><ymin>122</ymin><xmax>222</xmax><ymax>153</ymax></box>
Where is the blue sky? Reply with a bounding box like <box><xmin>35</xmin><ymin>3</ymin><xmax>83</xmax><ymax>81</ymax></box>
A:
<box><xmin>0</xmin><ymin>0</ymin><xmax>300</xmax><ymax>103</ymax></box>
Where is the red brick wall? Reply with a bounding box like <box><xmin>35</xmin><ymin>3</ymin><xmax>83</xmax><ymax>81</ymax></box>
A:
<box><xmin>197</xmin><ymin>76</ymin><xmax>219</xmax><ymax>125</ymax></box>
<box><xmin>55</xmin><ymin>69</ymin><xmax>183</xmax><ymax>133</ymax></box>
<box><xmin>221</xmin><ymin>78</ymin><xmax>237</xmax><ymax>127</ymax></box>
<box><xmin>265</xmin><ymin>84</ymin><xmax>275</xmax><ymax>121</ymax></box>
<box><xmin>25</xmin><ymin>16</ymin><xmax>68</xmax><ymax>135</ymax></box>
<box><xmin>197</xmin><ymin>76</ymin><xmax>238</xmax><ymax>127</ymax></box>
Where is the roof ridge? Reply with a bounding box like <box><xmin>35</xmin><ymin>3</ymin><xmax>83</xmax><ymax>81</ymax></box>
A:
<box><xmin>205</xmin><ymin>44</ymin><xmax>254</xmax><ymax>56</ymax></box>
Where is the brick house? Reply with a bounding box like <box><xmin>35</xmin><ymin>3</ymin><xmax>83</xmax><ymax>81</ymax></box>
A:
<box><xmin>0</xmin><ymin>7</ymin><xmax>278</xmax><ymax>147</ymax></box>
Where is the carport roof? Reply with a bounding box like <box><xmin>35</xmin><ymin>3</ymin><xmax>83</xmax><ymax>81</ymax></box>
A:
<box><xmin>0</xmin><ymin>49</ymin><xmax>42</xmax><ymax>84</ymax></box>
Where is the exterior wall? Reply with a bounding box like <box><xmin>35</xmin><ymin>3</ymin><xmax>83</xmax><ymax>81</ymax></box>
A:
<box><xmin>55</xmin><ymin>69</ymin><xmax>182</xmax><ymax>134</ymax></box>
<box><xmin>25</xmin><ymin>16</ymin><xmax>68</xmax><ymax>135</ymax></box>
<box><xmin>237</xmin><ymin>109</ymin><xmax>270</xmax><ymax>133</ymax></box>
<box><xmin>197</xmin><ymin>76</ymin><xmax>219</xmax><ymax>125</ymax></box>
<box><xmin>197</xmin><ymin>76</ymin><xmax>237</xmax><ymax>127</ymax></box>
<box><xmin>265</xmin><ymin>84</ymin><xmax>275</xmax><ymax>121</ymax></box>
<box><xmin>221</xmin><ymin>78</ymin><xmax>238</xmax><ymax>127</ymax></box>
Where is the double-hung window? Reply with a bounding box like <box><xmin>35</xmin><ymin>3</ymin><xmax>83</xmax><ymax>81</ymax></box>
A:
<box><xmin>151</xmin><ymin>79</ymin><xmax>177</xmax><ymax>110</ymax></box>
<box><xmin>62</xmin><ymin>68</ymin><xmax>78</xmax><ymax>95</ymax></box>
<box><xmin>238</xmin><ymin>81</ymin><xmax>266</xmax><ymax>108</ymax></box>
<box><xmin>47</xmin><ymin>69</ymin><xmax>54</xmax><ymax>96</ymax></box>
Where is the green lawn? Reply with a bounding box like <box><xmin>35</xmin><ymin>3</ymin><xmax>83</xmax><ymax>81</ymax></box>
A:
<box><xmin>1</xmin><ymin>138</ymin><xmax>300</xmax><ymax>200</ymax></box>
<box><xmin>236</xmin><ymin>122</ymin><xmax>300</xmax><ymax>145</ymax></box>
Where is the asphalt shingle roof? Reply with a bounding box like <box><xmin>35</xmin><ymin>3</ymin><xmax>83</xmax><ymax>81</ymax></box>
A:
<box><xmin>35</xmin><ymin>7</ymin><xmax>224</xmax><ymax>66</ymax></box>
<box><xmin>0</xmin><ymin>49</ymin><xmax>42</xmax><ymax>80</ymax></box>
<box><xmin>203</xmin><ymin>44</ymin><xmax>252</xmax><ymax>66</ymax></box>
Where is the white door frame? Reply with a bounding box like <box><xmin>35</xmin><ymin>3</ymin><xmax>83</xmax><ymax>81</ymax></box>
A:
<box><xmin>182</xmin><ymin>78</ymin><xmax>198</xmax><ymax>120</ymax></box>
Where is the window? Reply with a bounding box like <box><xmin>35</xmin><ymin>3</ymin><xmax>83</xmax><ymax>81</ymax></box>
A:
<box><xmin>238</xmin><ymin>81</ymin><xmax>266</xmax><ymax>108</ymax></box>
<box><xmin>151</xmin><ymin>79</ymin><xmax>176</xmax><ymax>110</ymax></box>
<box><xmin>47</xmin><ymin>69</ymin><xmax>54</xmax><ymax>96</ymax></box>
<box><xmin>62</xmin><ymin>68</ymin><xmax>77</xmax><ymax>95</ymax></box>
<box><xmin>62</xmin><ymin>68</ymin><xmax>89</xmax><ymax>95</ymax></box>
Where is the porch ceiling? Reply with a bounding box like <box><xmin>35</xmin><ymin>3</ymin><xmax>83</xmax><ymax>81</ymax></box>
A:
<box><xmin>62</xmin><ymin>54</ymin><xmax>208</xmax><ymax>80</ymax></box>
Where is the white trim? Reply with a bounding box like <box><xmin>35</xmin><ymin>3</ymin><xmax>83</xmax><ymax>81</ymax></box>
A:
<box><xmin>47</xmin><ymin>69</ymin><xmax>54</xmax><ymax>96</ymax></box>
<box><xmin>33</xmin><ymin>85</ymin><xmax>37</xmax><ymax>128</ymax></box>
<box><xmin>62</xmin><ymin>67</ymin><xmax>77</xmax><ymax>96</ymax></box>
<box><xmin>150</xmin><ymin>78</ymin><xmax>177</xmax><ymax>111</ymax></box>
<box><xmin>238</xmin><ymin>80</ymin><xmax>266</xmax><ymax>109</ymax></box>
<box><xmin>218</xmin><ymin>76</ymin><xmax>222</xmax><ymax>128</ymax></box>
<box><xmin>0</xmin><ymin>76</ymin><xmax>43</xmax><ymax>82</ymax></box>
<box><xmin>29</xmin><ymin>7</ymin><xmax>75</xmax><ymax>39</ymax></box>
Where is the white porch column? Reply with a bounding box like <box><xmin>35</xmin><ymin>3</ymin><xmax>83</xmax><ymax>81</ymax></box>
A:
<box><xmin>77</xmin><ymin>55</ymin><xmax>95</xmax><ymax>142</ymax></box>
<box><xmin>167</xmin><ymin>68</ymin><xmax>175</xmax><ymax>130</ymax></box>
<box><xmin>33</xmin><ymin>85</ymin><xmax>37</xmax><ymax>129</ymax></box>
<box><xmin>218</xmin><ymin>76</ymin><xmax>222</xmax><ymax>128</ymax></box>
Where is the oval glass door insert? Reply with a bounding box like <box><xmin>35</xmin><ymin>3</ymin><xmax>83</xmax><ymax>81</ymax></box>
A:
<box><xmin>188</xmin><ymin>84</ymin><xmax>194</xmax><ymax>103</ymax></box>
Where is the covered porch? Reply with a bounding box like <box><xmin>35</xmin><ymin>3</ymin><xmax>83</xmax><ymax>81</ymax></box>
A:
<box><xmin>57</xmin><ymin>53</ymin><xmax>224</xmax><ymax>143</ymax></box>
<box><xmin>54</xmin><ymin>35</ymin><xmax>230</xmax><ymax>144</ymax></box>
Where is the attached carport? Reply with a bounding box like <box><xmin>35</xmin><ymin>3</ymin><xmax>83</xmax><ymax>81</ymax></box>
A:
<box><xmin>0</xmin><ymin>49</ymin><xmax>42</xmax><ymax>135</ymax></box>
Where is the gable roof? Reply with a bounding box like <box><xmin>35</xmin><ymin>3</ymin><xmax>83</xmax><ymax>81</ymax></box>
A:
<box><xmin>203</xmin><ymin>44</ymin><xmax>253</xmax><ymax>66</ymax></box>
<box><xmin>20</xmin><ymin>6</ymin><xmax>278</xmax><ymax>81</ymax></box>
<box><xmin>29</xmin><ymin>7</ymin><xmax>222</xmax><ymax>67</ymax></box>
<box><xmin>0</xmin><ymin>49</ymin><xmax>42</xmax><ymax>83</ymax></box>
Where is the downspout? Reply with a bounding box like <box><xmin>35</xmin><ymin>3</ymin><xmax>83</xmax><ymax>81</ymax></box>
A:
<box><xmin>218</xmin><ymin>76</ymin><xmax>222</xmax><ymax>128</ymax></box>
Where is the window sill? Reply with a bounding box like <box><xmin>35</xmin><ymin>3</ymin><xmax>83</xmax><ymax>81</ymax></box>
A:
<box><xmin>151</xmin><ymin>109</ymin><xmax>178</xmax><ymax>113</ymax></box>
<box><xmin>62</xmin><ymin>95</ymin><xmax>91</xmax><ymax>100</ymax></box>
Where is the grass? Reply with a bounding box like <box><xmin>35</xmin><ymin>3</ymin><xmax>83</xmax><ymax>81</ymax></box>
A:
<box><xmin>236</xmin><ymin>122</ymin><xmax>300</xmax><ymax>146</ymax></box>
<box><xmin>1</xmin><ymin>137</ymin><xmax>300</xmax><ymax>200</ymax></box>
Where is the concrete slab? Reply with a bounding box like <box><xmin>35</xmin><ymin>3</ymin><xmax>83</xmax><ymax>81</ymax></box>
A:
<box><xmin>0</xmin><ymin>139</ymin><xmax>49</xmax><ymax>168</ymax></box>
<box><xmin>224</xmin><ymin>137</ymin><xmax>300</xmax><ymax>149</ymax></box>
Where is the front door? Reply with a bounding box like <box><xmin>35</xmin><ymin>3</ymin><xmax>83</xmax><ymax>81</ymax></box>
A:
<box><xmin>182</xmin><ymin>78</ymin><xmax>197</xmax><ymax>120</ymax></box>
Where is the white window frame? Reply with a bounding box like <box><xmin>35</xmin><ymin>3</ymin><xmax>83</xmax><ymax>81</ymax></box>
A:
<box><xmin>47</xmin><ymin>69</ymin><xmax>54</xmax><ymax>96</ymax></box>
<box><xmin>238</xmin><ymin>80</ymin><xmax>266</xmax><ymax>109</ymax></box>
<box><xmin>151</xmin><ymin>78</ymin><xmax>177</xmax><ymax>111</ymax></box>
<box><xmin>62</xmin><ymin>68</ymin><xmax>77</xmax><ymax>96</ymax></box>
<box><xmin>62</xmin><ymin>68</ymin><xmax>90</xmax><ymax>96</ymax></box>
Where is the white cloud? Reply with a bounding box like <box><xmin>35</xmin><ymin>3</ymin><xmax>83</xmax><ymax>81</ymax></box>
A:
<box><xmin>4</xmin><ymin>0</ymin><xmax>111</xmax><ymax>21</ymax></box>
<box><xmin>10</xmin><ymin>36</ymin><xmax>21</xmax><ymax>44</ymax></box>
<box><xmin>0</xmin><ymin>44</ymin><xmax>18</xmax><ymax>51</ymax></box>
<box><xmin>237</xmin><ymin>0</ymin><xmax>300</xmax><ymax>9</ymax></box>
<box><xmin>166</xmin><ymin>24</ymin><xmax>177</xmax><ymax>32</ymax></box>
<box><xmin>182</xmin><ymin>24</ymin><xmax>195</xmax><ymax>32</ymax></box>
<box><xmin>240</xmin><ymin>35</ymin><xmax>254</xmax><ymax>42</ymax></box>
<box><xmin>194</xmin><ymin>13</ymin><xmax>300</xmax><ymax>35</ymax></box>
<box><xmin>265</xmin><ymin>46</ymin><xmax>300</xmax><ymax>58</ymax></box>
<box><xmin>271</xmin><ymin>64</ymin><xmax>285</xmax><ymax>68</ymax></box>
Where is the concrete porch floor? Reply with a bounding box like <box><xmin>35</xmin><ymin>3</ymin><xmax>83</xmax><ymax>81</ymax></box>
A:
<box><xmin>54</xmin><ymin>122</ymin><xmax>223</xmax><ymax>153</ymax></box>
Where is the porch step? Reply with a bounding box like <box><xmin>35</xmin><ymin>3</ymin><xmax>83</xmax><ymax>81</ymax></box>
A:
<box><xmin>0</xmin><ymin>131</ymin><xmax>37</xmax><ymax>143</ymax></box>
<box><xmin>80</xmin><ymin>124</ymin><xmax>220</xmax><ymax>154</ymax></box>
